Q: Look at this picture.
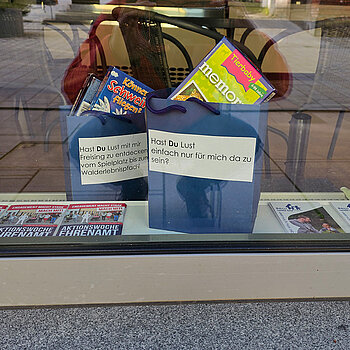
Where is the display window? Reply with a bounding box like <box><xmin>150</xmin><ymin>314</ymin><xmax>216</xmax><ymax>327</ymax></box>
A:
<box><xmin>0</xmin><ymin>0</ymin><xmax>349</xmax><ymax>256</ymax></box>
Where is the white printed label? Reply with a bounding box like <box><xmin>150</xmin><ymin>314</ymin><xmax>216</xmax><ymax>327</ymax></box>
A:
<box><xmin>148</xmin><ymin>130</ymin><xmax>256</xmax><ymax>182</ymax></box>
<box><xmin>79</xmin><ymin>133</ymin><xmax>148</xmax><ymax>185</ymax></box>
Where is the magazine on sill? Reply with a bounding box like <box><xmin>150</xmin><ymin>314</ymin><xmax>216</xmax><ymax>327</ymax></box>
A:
<box><xmin>268</xmin><ymin>201</ymin><xmax>347</xmax><ymax>234</ymax></box>
<box><xmin>329</xmin><ymin>201</ymin><xmax>350</xmax><ymax>230</ymax></box>
<box><xmin>57</xmin><ymin>202</ymin><xmax>126</xmax><ymax>237</ymax></box>
<box><xmin>0</xmin><ymin>205</ymin><xmax>8</xmax><ymax>217</ymax></box>
<box><xmin>0</xmin><ymin>204</ymin><xmax>69</xmax><ymax>237</ymax></box>
<box><xmin>0</xmin><ymin>202</ymin><xmax>127</xmax><ymax>238</ymax></box>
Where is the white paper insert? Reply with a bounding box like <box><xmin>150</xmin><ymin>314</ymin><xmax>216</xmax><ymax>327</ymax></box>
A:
<box><xmin>79</xmin><ymin>133</ymin><xmax>148</xmax><ymax>185</ymax></box>
<box><xmin>148</xmin><ymin>129</ymin><xmax>256</xmax><ymax>182</ymax></box>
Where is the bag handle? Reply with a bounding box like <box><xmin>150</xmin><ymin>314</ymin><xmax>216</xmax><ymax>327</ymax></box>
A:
<box><xmin>187</xmin><ymin>97</ymin><xmax>220</xmax><ymax>115</ymax></box>
<box><xmin>87</xmin><ymin>18</ymin><xmax>108</xmax><ymax>76</ymax></box>
<box><xmin>146</xmin><ymin>91</ymin><xmax>220</xmax><ymax>115</ymax></box>
<box><xmin>81</xmin><ymin>111</ymin><xmax>132</xmax><ymax>125</ymax></box>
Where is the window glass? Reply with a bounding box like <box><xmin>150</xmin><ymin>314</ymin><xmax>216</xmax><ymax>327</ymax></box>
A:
<box><xmin>0</xmin><ymin>0</ymin><xmax>349</xmax><ymax>248</ymax></box>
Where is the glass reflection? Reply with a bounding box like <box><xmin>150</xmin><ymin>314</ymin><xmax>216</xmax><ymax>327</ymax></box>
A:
<box><xmin>0</xmin><ymin>0</ymin><xmax>349</xmax><ymax>237</ymax></box>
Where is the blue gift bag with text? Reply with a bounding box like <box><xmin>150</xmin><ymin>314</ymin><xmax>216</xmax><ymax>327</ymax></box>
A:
<box><xmin>61</xmin><ymin>109</ymin><xmax>148</xmax><ymax>201</ymax></box>
<box><xmin>146</xmin><ymin>89</ymin><xmax>268</xmax><ymax>233</ymax></box>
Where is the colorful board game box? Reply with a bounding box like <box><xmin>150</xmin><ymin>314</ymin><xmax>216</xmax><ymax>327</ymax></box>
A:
<box><xmin>89</xmin><ymin>67</ymin><xmax>153</xmax><ymax>115</ymax></box>
<box><xmin>169</xmin><ymin>37</ymin><xmax>275</xmax><ymax>105</ymax></box>
<box><xmin>69</xmin><ymin>74</ymin><xmax>102</xmax><ymax>116</ymax></box>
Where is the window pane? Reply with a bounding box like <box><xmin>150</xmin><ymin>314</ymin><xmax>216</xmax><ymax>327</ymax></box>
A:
<box><xmin>0</xmin><ymin>0</ymin><xmax>349</xmax><ymax>247</ymax></box>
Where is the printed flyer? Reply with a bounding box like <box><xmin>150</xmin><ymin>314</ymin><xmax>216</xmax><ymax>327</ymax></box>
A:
<box><xmin>0</xmin><ymin>205</ymin><xmax>8</xmax><ymax>217</ymax></box>
<box><xmin>169</xmin><ymin>37</ymin><xmax>275</xmax><ymax>105</ymax></box>
<box><xmin>269</xmin><ymin>201</ymin><xmax>347</xmax><ymax>234</ymax></box>
<box><xmin>330</xmin><ymin>201</ymin><xmax>350</xmax><ymax>230</ymax></box>
<box><xmin>57</xmin><ymin>202</ymin><xmax>126</xmax><ymax>237</ymax></box>
<box><xmin>0</xmin><ymin>204</ymin><xmax>68</xmax><ymax>238</ymax></box>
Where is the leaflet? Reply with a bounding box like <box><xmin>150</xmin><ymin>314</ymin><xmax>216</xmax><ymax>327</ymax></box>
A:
<box><xmin>268</xmin><ymin>201</ymin><xmax>347</xmax><ymax>234</ymax></box>
<box><xmin>0</xmin><ymin>204</ymin><xmax>68</xmax><ymax>237</ymax></box>
<box><xmin>0</xmin><ymin>202</ymin><xmax>127</xmax><ymax>237</ymax></box>
<box><xmin>0</xmin><ymin>205</ymin><xmax>8</xmax><ymax>217</ymax></box>
<box><xmin>330</xmin><ymin>201</ymin><xmax>350</xmax><ymax>230</ymax></box>
<box><xmin>57</xmin><ymin>202</ymin><xmax>126</xmax><ymax>237</ymax></box>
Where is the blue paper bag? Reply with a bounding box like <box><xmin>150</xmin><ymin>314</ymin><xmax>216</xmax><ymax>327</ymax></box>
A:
<box><xmin>61</xmin><ymin>109</ymin><xmax>148</xmax><ymax>201</ymax></box>
<box><xmin>146</xmin><ymin>89</ymin><xmax>268</xmax><ymax>233</ymax></box>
